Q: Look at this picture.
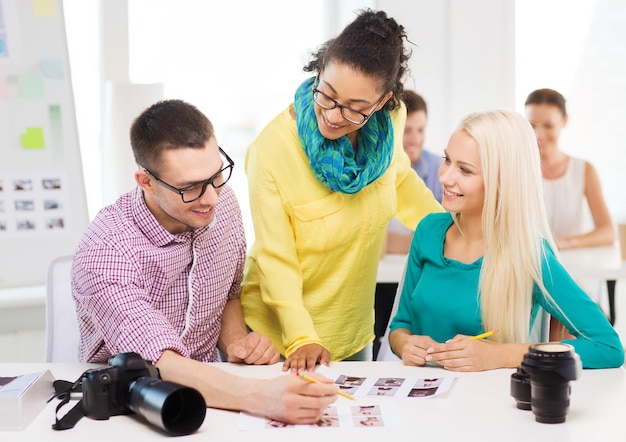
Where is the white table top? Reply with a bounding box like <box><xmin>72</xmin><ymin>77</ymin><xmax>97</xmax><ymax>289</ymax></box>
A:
<box><xmin>1</xmin><ymin>361</ymin><xmax>624</xmax><ymax>441</ymax></box>
<box><xmin>559</xmin><ymin>242</ymin><xmax>626</xmax><ymax>280</ymax></box>
<box><xmin>378</xmin><ymin>243</ymin><xmax>626</xmax><ymax>285</ymax></box>
<box><xmin>377</xmin><ymin>253</ymin><xmax>407</xmax><ymax>283</ymax></box>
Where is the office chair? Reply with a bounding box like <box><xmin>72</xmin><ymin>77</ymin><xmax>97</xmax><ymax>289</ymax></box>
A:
<box><xmin>376</xmin><ymin>256</ymin><xmax>407</xmax><ymax>361</ymax></box>
<box><xmin>44</xmin><ymin>254</ymin><xmax>80</xmax><ymax>363</ymax></box>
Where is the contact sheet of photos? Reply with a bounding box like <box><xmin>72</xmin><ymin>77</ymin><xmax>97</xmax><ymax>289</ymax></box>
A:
<box><xmin>240</xmin><ymin>403</ymin><xmax>401</xmax><ymax>431</ymax></box>
<box><xmin>0</xmin><ymin>173</ymin><xmax>68</xmax><ymax>234</ymax></box>
<box><xmin>239</xmin><ymin>366</ymin><xmax>455</xmax><ymax>431</ymax></box>
<box><xmin>317</xmin><ymin>364</ymin><xmax>455</xmax><ymax>399</ymax></box>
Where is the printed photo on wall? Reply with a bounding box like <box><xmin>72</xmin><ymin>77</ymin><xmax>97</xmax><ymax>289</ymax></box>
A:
<box><xmin>42</xmin><ymin>178</ymin><xmax>62</xmax><ymax>190</ymax></box>
<box><xmin>13</xmin><ymin>178</ymin><xmax>33</xmax><ymax>191</ymax></box>
<box><xmin>0</xmin><ymin>172</ymin><xmax>69</xmax><ymax>234</ymax></box>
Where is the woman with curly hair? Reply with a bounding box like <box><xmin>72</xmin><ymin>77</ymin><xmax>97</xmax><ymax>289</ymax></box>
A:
<box><xmin>241</xmin><ymin>9</ymin><xmax>441</xmax><ymax>371</ymax></box>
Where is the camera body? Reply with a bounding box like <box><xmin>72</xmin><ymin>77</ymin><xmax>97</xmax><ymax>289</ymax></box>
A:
<box><xmin>511</xmin><ymin>343</ymin><xmax>581</xmax><ymax>423</ymax></box>
<box><xmin>82</xmin><ymin>352</ymin><xmax>159</xmax><ymax>420</ymax></box>
<box><xmin>80</xmin><ymin>352</ymin><xmax>206</xmax><ymax>435</ymax></box>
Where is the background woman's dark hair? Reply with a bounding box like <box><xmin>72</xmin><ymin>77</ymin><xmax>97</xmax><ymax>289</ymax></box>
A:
<box><xmin>130</xmin><ymin>99</ymin><xmax>214</xmax><ymax>172</ymax></box>
<box><xmin>402</xmin><ymin>90</ymin><xmax>427</xmax><ymax>115</ymax></box>
<box><xmin>524</xmin><ymin>88</ymin><xmax>567</xmax><ymax>116</ymax></box>
<box><xmin>303</xmin><ymin>9</ymin><xmax>411</xmax><ymax>111</ymax></box>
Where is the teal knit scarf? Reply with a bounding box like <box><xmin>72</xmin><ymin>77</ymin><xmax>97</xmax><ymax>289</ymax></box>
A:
<box><xmin>294</xmin><ymin>77</ymin><xmax>394</xmax><ymax>194</ymax></box>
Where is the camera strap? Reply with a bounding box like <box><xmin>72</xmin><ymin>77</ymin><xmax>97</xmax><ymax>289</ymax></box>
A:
<box><xmin>48</xmin><ymin>376</ymin><xmax>85</xmax><ymax>430</ymax></box>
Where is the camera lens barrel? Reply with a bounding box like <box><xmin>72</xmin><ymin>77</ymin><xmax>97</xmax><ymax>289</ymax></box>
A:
<box><xmin>528</xmin><ymin>380</ymin><xmax>572</xmax><ymax>424</ymax></box>
<box><xmin>510</xmin><ymin>367</ymin><xmax>531</xmax><ymax>410</ymax></box>
<box><xmin>512</xmin><ymin>343</ymin><xmax>581</xmax><ymax>424</ymax></box>
<box><xmin>522</xmin><ymin>344</ymin><xmax>580</xmax><ymax>382</ymax></box>
<box><xmin>128</xmin><ymin>377</ymin><xmax>206</xmax><ymax>436</ymax></box>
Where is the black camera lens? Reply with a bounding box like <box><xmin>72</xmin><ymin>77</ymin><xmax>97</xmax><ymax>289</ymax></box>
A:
<box><xmin>510</xmin><ymin>367</ymin><xmax>531</xmax><ymax>410</ymax></box>
<box><xmin>514</xmin><ymin>343</ymin><xmax>581</xmax><ymax>424</ymax></box>
<box><xmin>128</xmin><ymin>377</ymin><xmax>206</xmax><ymax>436</ymax></box>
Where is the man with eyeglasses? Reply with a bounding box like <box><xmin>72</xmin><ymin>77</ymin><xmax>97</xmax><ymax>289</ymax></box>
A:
<box><xmin>71</xmin><ymin>99</ymin><xmax>338</xmax><ymax>424</ymax></box>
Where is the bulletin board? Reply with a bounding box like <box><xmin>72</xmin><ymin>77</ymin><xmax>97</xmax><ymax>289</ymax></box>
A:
<box><xmin>0</xmin><ymin>0</ymin><xmax>88</xmax><ymax>288</ymax></box>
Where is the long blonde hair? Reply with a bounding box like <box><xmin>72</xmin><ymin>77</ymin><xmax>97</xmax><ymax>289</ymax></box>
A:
<box><xmin>457</xmin><ymin>109</ymin><xmax>560</xmax><ymax>343</ymax></box>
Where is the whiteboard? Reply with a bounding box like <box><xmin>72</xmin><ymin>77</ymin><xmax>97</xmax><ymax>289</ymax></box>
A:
<box><xmin>0</xmin><ymin>0</ymin><xmax>88</xmax><ymax>288</ymax></box>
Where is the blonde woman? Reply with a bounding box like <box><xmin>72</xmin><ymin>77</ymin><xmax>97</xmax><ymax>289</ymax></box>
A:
<box><xmin>388</xmin><ymin>109</ymin><xmax>623</xmax><ymax>371</ymax></box>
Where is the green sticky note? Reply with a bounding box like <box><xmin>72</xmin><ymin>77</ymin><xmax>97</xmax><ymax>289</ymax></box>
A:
<box><xmin>21</xmin><ymin>127</ymin><xmax>45</xmax><ymax>149</ymax></box>
<box><xmin>20</xmin><ymin>75</ymin><xmax>44</xmax><ymax>98</ymax></box>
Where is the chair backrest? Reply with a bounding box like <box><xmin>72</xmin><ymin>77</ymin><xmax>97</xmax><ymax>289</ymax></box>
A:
<box><xmin>376</xmin><ymin>256</ymin><xmax>407</xmax><ymax>361</ymax></box>
<box><xmin>45</xmin><ymin>254</ymin><xmax>80</xmax><ymax>363</ymax></box>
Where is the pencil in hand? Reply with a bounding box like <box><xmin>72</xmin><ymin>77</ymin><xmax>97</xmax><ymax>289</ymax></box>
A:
<box><xmin>297</xmin><ymin>371</ymin><xmax>355</xmax><ymax>400</ymax></box>
<box><xmin>463</xmin><ymin>330</ymin><xmax>496</xmax><ymax>341</ymax></box>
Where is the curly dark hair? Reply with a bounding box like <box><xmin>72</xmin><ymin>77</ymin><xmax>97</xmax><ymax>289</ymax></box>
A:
<box><xmin>130</xmin><ymin>99</ymin><xmax>214</xmax><ymax>172</ymax></box>
<box><xmin>303</xmin><ymin>9</ymin><xmax>411</xmax><ymax>112</ymax></box>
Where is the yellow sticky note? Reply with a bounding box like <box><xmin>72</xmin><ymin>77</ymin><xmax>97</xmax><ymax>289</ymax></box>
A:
<box><xmin>21</xmin><ymin>127</ymin><xmax>46</xmax><ymax>149</ymax></box>
<box><xmin>32</xmin><ymin>0</ymin><xmax>57</xmax><ymax>16</ymax></box>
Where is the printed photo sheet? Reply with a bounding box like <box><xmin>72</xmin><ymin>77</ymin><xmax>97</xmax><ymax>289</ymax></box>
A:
<box><xmin>316</xmin><ymin>364</ymin><xmax>455</xmax><ymax>399</ymax></box>
<box><xmin>239</xmin><ymin>403</ymin><xmax>400</xmax><ymax>431</ymax></box>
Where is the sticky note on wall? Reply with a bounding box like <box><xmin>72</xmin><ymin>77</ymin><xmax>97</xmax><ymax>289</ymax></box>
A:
<box><xmin>32</xmin><ymin>0</ymin><xmax>57</xmax><ymax>16</ymax></box>
<box><xmin>21</xmin><ymin>127</ymin><xmax>45</xmax><ymax>149</ymax></box>
<box><xmin>20</xmin><ymin>75</ymin><xmax>44</xmax><ymax>98</ymax></box>
<box><xmin>40</xmin><ymin>59</ymin><xmax>64</xmax><ymax>79</ymax></box>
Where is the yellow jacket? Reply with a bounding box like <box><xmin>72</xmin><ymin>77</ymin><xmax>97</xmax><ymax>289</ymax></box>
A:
<box><xmin>241</xmin><ymin>103</ymin><xmax>441</xmax><ymax>360</ymax></box>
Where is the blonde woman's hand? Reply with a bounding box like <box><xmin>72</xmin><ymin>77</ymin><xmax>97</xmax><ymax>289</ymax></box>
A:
<box><xmin>424</xmin><ymin>337</ymin><xmax>528</xmax><ymax>371</ymax></box>
<box><xmin>394</xmin><ymin>334</ymin><xmax>439</xmax><ymax>367</ymax></box>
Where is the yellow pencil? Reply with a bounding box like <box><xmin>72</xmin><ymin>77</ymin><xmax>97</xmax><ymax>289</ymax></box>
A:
<box><xmin>463</xmin><ymin>330</ymin><xmax>496</xmax><ymax>341</ymax></box>
<box><xmin>297</xmin><ymin>372</ymin><xmax>355</xmax><ymax>400</ymax></box>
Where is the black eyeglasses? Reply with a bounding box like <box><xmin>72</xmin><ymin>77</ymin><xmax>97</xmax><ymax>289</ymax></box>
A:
<box><xmin>143</xmin><ymin>147</ymin><xmax>234</xmax><ymax>203</ymax></box>
<box><xmin>311</xmin><ymin>75</ymin><xmax>386</xmax><ymax>125</ymax></box>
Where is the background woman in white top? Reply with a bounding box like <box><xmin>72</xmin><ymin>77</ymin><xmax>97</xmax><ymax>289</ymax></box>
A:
<box><xmin>525</xmin><ymin>88</ymin><xmax>614</xmax><ymax>250</ymax></box>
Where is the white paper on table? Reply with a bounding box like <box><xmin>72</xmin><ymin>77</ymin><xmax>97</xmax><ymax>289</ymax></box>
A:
<box><xmin>315</xmin><ymin>364</ymin><xmax>455</xmax><ymax>399</ymax></box>
<box><xmin>239</xmin><ymin>402</ymin><xmax>400</xmax><ymax>431</ymax></box>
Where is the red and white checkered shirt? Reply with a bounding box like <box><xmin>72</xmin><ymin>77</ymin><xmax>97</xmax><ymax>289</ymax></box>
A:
<box><xmin>72</xmin><ymin>185</ymin><xmax>245</xmax><ymax>363</ymax></box>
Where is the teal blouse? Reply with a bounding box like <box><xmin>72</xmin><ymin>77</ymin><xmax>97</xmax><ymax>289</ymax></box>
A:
<box><xmin>389</xmin><ymin>212</ymin><xmax>624</xmax><ymax>369</ymax></box>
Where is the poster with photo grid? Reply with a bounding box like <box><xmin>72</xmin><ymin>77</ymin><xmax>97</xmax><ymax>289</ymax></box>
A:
<box><xmin>0</xmin><ymin>0</ymin><xmax>88</xmax><ymax>288</ymax></box>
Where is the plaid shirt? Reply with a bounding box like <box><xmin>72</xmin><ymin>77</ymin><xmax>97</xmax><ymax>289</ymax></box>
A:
<box><xmin>72</xmin><ymin>185</ymin><xmax>245</xmax><ymax>363</ymax></box>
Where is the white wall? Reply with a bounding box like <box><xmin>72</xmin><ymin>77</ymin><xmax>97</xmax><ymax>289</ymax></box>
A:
<box><xmin>519</xmin><ymin>0</ymin><xmax>626</xmax><ymax>221</ymax></box>
<box><xmin>377</xmin><ymin>0</ymin><xmax>516</xmax><ymax>154</ymax></box>
<box><xmin>379</xmin><ymin>0</ymin><xmax>625</xmax><ymax>221</ymax></box>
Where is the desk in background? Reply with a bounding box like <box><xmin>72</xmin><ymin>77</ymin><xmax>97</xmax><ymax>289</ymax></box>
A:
<box><xmin>1</xmin><ymin>361</ymin><xmax>623</xmax><ymax>441</ymax></box>
<box><xmin>377</xmin><ymin>253</ymin><xmax>406</xmax><ymax>284</ymax></box>
<box><xmin>560</xmin><ymin>243</ymin><xmax>626</xmax><ymax>325</ymax></box>
<box><xmin>377</xmin><ymin>244</ymin><xmax>626</xmax><ymax>328</ymax></box>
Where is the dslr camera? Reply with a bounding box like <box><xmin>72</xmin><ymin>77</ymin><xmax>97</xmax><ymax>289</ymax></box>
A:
<box><xmin>510</xmin><ymin>343</ymin><xmax>581</xmax><ymax>423</ymax></box>
<box><xmin>81</xmin><ymin>352</ymin><xmax>206</xmax><ymax>435</ymax></box>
